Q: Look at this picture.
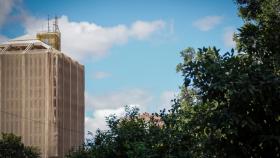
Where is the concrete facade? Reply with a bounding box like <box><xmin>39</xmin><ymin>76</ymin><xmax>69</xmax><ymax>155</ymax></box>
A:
<box><xmin>0</xmin><ymin>37</ymin><xmax>84</xmax><ymax>158</ymax></box>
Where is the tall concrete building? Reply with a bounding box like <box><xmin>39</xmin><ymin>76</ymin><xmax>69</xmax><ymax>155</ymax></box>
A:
<box><xmin>0</xmin><ymin>22</ymin><xmax>84</xmax><ymax>158</ymax></box>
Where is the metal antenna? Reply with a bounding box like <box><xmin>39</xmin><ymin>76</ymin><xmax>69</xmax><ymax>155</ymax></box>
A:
<box><xmin>53</xmin><ymin>15</ymin><xmax>60</xmax><ymax>33</ymax></box>
<box><xmin>47</xmin><ymin>15</ymin><xmax>50</xmax><ymax>32</ymax></box>
<box><xmin>53</xmin><ymin>16</ymin><xmax>55</xmax><ymax>32</ymax></box>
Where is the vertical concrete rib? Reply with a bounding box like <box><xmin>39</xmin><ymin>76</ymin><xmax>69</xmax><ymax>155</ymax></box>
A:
<box><xmin>69</xmin><ymin>58</ymin><xmax>72</xmax><ymax>148</ymax></box>
<box><xmin>21</xmin><ymin>54</ymin><xmax>26</xmax><ymax>143</ymax></box>
<box><xmin>44</xmin><ymin>53</ymin><xmax>49</xmax><ymax>158</ymax></box>
<box><xmin>62</xmin><ymin>54</ymin><xmax>65</xmax><ymax>157</ymax></box>
<box><xmin>0</xmin><ymin>55</ymin><xmax>1</xmax><ymax>131</ymax></box>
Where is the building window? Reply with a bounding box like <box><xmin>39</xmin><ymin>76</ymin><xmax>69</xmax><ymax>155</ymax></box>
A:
<box><xmin>53</xmin><ymin>79</ymin><xmax>56</xmax><ymax>87</ymax></box>
<box><xmin>54</xmin><ymin>99</ymin><xmax>56</xmax><ymax>108</ymax></box>
<box><xmin>54</xmin><ymin>88</ymin><xmax>56</xmax><ymax>96</ymax></box>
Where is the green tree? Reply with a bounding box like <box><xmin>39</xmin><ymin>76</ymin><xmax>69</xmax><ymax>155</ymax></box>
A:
<box><xmin>0</xmin><ymin>133</ymin><xmax>40</xmax><ymax>158</ymax></box>
<box><xmin>176</xmin><ymin>0</ymin><xmax>280</xmax><ymax>157</ymax></box>
<box><xmin>67</xmin><ymin>105</ymin><xmax>192</xmax><ymax>158</ymax></box>
<box><xmin>66</xmin><ymin>145</ymin><xmax>91</xmax><ymax>158</ymax></box>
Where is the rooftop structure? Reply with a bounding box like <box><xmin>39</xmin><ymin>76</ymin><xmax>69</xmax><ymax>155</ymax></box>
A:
<box><xmin>0</xmin><ymin>19</ymin><xmax>85</xmax><ymax>158</ymax></box>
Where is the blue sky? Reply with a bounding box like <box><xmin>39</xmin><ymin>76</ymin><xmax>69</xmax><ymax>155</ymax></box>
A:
<box><xmin>0</xmin><ymin>0</ymin><xmax>243</xmax><ymax>134</ymax></box>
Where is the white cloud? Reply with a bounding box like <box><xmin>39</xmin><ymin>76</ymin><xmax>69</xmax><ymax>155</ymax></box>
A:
<box><xmin>93</xmin><ymin>71</ymin><xmax>111</xmax><ymax>79</ymax></box>
<box><xmin>85</xmin><ymin>107</ymin><xmax>126</xmax><ymax>135</ymax></box>
<box><xmin>0</xmin><ymin>0</ymin><xmax>15</xmax><ymax>27</ymax></box>
<box><xmin>84</xmin><ymin>88</ymin><xmax>152</xmax><ymax>135</ymax></box>
<box><xmin>193</xmin><ymin>16</ymin><xmax>223</xmax><ymax>31</ymax></box>
<box><xmin>0</xmin><ymin>35</ymin><xmax>9</xmax><ymax>43</ymax></box>
<box><xmin>156</xmin><ymin>91</ymin><xmax>178</xmax><ymax>111</ymax></box>
<box><xmin>84</xmin><ymin>90</ymin><xmax>178</xmax><ymax>135</ymax></box>
<box><xmin>223</xmin><ymin>27</ymin><xmax>236</xmax><ymax>48</ymax></box>
<box><xmin>130</xmin><ymin>20</ymin><xmax>165</xmax><ymax>39</ymax></box>
<box><xmin>0</xmin><ymin>0</ymin><xmax>24</xmax><ymax>29</ymax></box>
<box><xmin>85</xmin><ymin>104</ymin><xmax>141</xmax><ymax>136</ymax></box>
<box><xmin>85</xmin><ymin>89</ymin><xmax>153</xmax><ymax>111</ymax></box>
<box><xmin>22</xmin><ymin>15</ymin><xmax>166</xmax><ymax>61</ymax></box>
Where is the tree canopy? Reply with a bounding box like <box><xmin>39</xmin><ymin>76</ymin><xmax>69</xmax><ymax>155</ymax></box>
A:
<box><xmin>0</xmin><ymin>133</ymin><xmax>40</xmax><ymax>158</ymax></box>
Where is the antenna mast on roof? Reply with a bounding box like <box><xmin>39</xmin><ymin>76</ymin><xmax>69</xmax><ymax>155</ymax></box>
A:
<box><xmin>47</xmin><ymin>15</ymin><xmax>50</xmax><ymax>32</ymax></box>
<box><xmin>53</xmin><ymin>16</ymin><xmax>60</xmax><ymax>33</ymax></box>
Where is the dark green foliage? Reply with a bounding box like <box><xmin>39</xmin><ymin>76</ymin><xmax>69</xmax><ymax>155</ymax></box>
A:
<box><xmin>67</xmin><ymin>105</ymin><xmax>192</xmax><ymax>158</ymax></box>
<box><xmin>177</xmin><ymin>46</ymin><xmax>280</xmax><ymax>157</ymax></box>
<box><xmin>66</xmin><ymin>145</ymin><xmax>91</xmax><ymax>158</ymax></box>
<box><xmin>235</xmin><ymin>0</ymin><xmax>280</xmax><ymax>67</ymax></box>
<box><xmin>175</xmin><ymin>0</ymin><xmax>280</xmax><ymax>156</ymax></box>
<box><xmin>0</xmin><ymin>133</ymin><xmax>40</xmax><ymax>158</ymax></box>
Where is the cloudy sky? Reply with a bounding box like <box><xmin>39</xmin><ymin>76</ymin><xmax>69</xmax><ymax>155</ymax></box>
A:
<box><xmin>0</xmin><ymin>0</ymin><xmax>242</xmax><ymax>135</ymax></box>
